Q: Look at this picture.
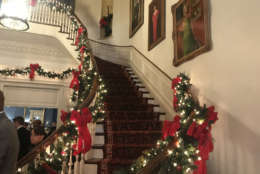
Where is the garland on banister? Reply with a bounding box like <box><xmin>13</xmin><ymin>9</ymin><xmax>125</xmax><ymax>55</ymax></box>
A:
<box><xmin>23</xmin><ymin>1</ymin><xmax>107</xmax><ymax>173</ymax></box>
<box><xmin>126</xmin><ymin>73</ymin><xmax>218</xmax><ymax>174</ymax></box>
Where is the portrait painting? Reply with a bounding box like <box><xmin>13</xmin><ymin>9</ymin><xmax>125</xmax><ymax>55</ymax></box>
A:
<box><xmin>129</xmin><ymin>0</ymin><xmax>144</xmax><ymax>38</ymax></box>
<box><xmin>148</xmin><ymin>0</ymin><xmax>166</xmax><ymax>51</ymax></box>
<box><xmin>172</xmin><ymin>0</ymin><xmax>210</xmax><ymax>66</ymax></box>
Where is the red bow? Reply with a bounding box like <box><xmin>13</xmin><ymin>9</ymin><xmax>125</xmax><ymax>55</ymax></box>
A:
<box><xmin>193</xmin><ymin>159</ymin><xmax>207</xmax><ymax>174</ymax></box>
<box><xmin>70</xmin><ymin>108</ymin><xmax>92</xmax><ymax>155</ymax></box>
<box><xmin>187</xmin><ymin>121</ymin><xmax>197</xmax><ymax>136</ymax></box>
<box><xmin>70</xmin><ymin>70</ymin><xmax>80</xmax><ymax>91</ymax></box>
<box><xmin>75</xmin><ymin>27</ymin><xmax>84</xmax><ymax>46</ymax></box>
<box><xmin>29</xmin><ymin>64</ymin><xmax>39</xmax><ymax>80</ymax></box>
<box><xmin>80</xmin><ymin>45</ymin><xmax>86</xmax><ymax>55</ymax></box>
<box><xmin>41</xmin><ymin>163</ymin><xmax>57</xmax><ymax>174</ymax></box>
<box><xmin>30</xmin><ymin>0</ymin><xmax>37</xmax><ymax>6</ymax></box>
<box><xmin>162</xmin><ymin>115</ymin><xmax>181</xmax><ymax>140</ymax></box>
<box><xmin>207</xmin><ymin>106</ymin><xmax>218</xmax><ymax>124</ymax></box>
<box><xmin>60</xmin><ymin>110</ymin><xmax>68</xmax><ymax>123</ymax></box>
<box><xmin>172</xmin><ymin>77</ymin><xmax>181</xmax><ymax>89</ymax></box>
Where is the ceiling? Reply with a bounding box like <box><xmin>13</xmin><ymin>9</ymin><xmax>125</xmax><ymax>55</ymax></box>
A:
<box><xmin>0</xmin><ymin>29</ymin><xmax>78</xmax><ymax>72</ymax></box>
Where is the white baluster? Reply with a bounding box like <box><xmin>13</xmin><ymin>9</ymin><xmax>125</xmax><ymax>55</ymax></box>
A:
<box><xmin>79</xmin><ymin>153</ymin><xmax>85</xmax><ymax>174</ymax></box>
<box><xmin>68</xmin><ymin>150</ymin><xmax>73</xmax><ymax>174</ymax></box>
<box><xmin>74</xmin><ymin>153</ymin><xmax>80</xmax><ymax>174</ymax></box>
<box><xmin>61</xmin><ymin>161</ymin><xmax>66</xmax><ymax>174</ymax></box>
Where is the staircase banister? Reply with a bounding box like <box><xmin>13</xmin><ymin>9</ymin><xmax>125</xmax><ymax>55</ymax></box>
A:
<box><xmin>134</xmin><ymin>140</ymin><xmax>176</xmax><ymax>174</ymax></box>
<box><xmin>17</xmin><ymin>125</ymin><xmax>65</xmax><ymax>168</ymax></box>
<box><xmin>17</xmin><ymin>4</ymin><xmax>101</xmax><ymax>171</ymax></box>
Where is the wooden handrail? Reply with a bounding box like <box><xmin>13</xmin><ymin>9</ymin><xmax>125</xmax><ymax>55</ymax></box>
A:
<box><xmin>17</xmin><ymin>126</ymin><xmax>64</xmax><ymax>168</ymax></box>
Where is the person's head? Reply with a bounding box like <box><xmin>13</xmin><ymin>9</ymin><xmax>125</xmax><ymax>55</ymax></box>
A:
<box><xmin>153</xmin><ymin>5</ymin><xmax>157</xmax><ymax>11</ymax></box>
<box><xmin>30</xmin><ymin>125</ymin><xmax>46</xmax><ymax>145</ymax></box>
<box><xmin>32</xmin><ymin>119</ymin><xmax>42</xmax><ymax>128</ymax></box>
<box><xmin>0</xmin><ymin>90</ymin><xmax>4</xmax><ymax>111</ymax></box>
<box><xmin>13</xmin><ymin>116</ymin><xmax>25</xmax><ymax>128</ymax></box>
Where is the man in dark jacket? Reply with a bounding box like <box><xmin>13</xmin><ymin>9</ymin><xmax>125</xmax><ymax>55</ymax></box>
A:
<box><xmin>13</xmin><ymin>116</ymin><xmax>31</xmax><ymax>160</ymax></box>
<box><xmin>0</xmin><ymin>90</ymin><xmax>19</xmax><ymax>174</ymax></box>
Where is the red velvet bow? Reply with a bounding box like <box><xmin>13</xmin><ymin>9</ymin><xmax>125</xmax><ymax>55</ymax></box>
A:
<box><xmin>80</xmin><ymin>45</ymin><xmax>86</xmax><ymax>55</ymax></box>
<box><xmin>207</xmin><ymin>106</ymin><xmax>218</xmax><ymax>124</ymax></box>
<box><xmin>162</xmin><ymin>115</ymin><xmax>181</xmax><ymax>140</ymax></box>
<box><xmin>29</xmin><ymin>64</ymin><xmax>39</xmax><ymax>80</ymax></box>
<box><xmin>30</xmin><ymin>0</ymin><xmax>37</xmax><ymax>6</ymax></box>
<box><xmin>193</xmin><ymin>159</ymin><xmax>207</xmax><ymax>174</ymax></box>
<box><xmin>75</xmin><ymin>27</ymin><xmax>84</xmax><ymax>46</ymax></box>
<box><xmin>60</xmin><ymin>110</ymin><xmax>68</xmax><ymax>123</ymax></box>
<box><xmin>70</xmin><ymin>108</ymin><xmax>92</xmax><ymax>155</ymax></box>
<box><xmin>41</xmin><ymin>163</ymin><xmax>57</xmax><ymax>174</ymax></box>
<box><xmin>70</xmin><ymin>70</ymin><xmax>80</xmax><ymax>91</ymax></box>
<box><xmin>198</xmin><ymin>131</ymin><xmax>213</xmax><ymax>160</ymax></box>
<box><xmin>172</xmin><ymin>77</ymin><xmax>181</xmax><ymax>89</ymax></box>
<box><xmin>187</xmin><ymin>121</ymin><xmax>197</xmax><ymax>136</ymax></box>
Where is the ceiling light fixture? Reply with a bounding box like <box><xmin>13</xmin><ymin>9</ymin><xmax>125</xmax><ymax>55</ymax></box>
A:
<box><xmin>0</xmin><ymin>0</ymin><xmax>31</xmax><ymax>31</ymax></box>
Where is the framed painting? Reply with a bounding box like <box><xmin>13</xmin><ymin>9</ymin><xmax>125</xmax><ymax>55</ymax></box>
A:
<box><xmin>172</xmin><ymin>0</ymin><xmax>210</xmax><ymax>66</ymax></box>
<box><xmin>129</xmin><ymin>0</ymin><xmax>144</xmax><ymax>38</ymax></box>
<box><xmin>148</xmin><ymin>0</ymin><xmax>166</xmax><ymax>51</ymax></box>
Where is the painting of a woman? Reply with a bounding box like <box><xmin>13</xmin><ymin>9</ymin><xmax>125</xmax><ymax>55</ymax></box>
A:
<box><xmin>172</xmin><ymin>0</ymin><xmax>210</xmax><ymax>66</ymax></box>
<box><xmin>152</xmin><ymin>5</ymin><xmax>159</xmax><ymax>42</ymax></box>
<box><xmin>148</xmin><ymin>0</ymin><xmax>166</xmax><ymax>50</ymax></box>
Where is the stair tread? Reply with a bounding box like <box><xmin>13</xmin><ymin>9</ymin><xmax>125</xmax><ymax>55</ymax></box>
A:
<box><xmin>105</xmin><ymin>144</ymin><xmax>155</xmax><ymax>147</ymax></box>
<box><xmin>106</xmin><ymin>130</ymin><xmax>161</xmax><ymax>134</ymax></box>
<box><xmin>85</xmin><ymin>158</ymin><xmax>102</xmax><ymax>164</ymax></box>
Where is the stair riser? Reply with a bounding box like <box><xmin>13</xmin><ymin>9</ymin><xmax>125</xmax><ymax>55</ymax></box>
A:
<box><xmin>105</xmin><ymin>133</ymin><xmax>161</xmax><ymax>145</ymax></box>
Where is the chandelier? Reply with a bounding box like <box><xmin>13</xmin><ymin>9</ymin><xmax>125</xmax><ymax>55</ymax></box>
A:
<box><xmin>0</xmin><ymin>0</ymin><xmax>31</xmax><ymax>31</ymax></box>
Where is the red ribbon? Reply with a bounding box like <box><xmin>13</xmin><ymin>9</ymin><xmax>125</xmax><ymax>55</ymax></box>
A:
<box><xmin>162</xmin><ymin>115</ymin><xmax>181</xmax><ymax>140</ymax></box>
<box><xmin>207</xmin><ymin>106</ymin><xmax>218</xmax><ymax>124</ymax></box>
<box><xmin>70</xmin><ymin>70</ymin><xmax>80</xmax><ymax>91</ymax></box>
<box><xmin>80</xmin><ymin>45</ymin><xmax>86</xmax><ymax>55</ymax></box>
<box><xmin>60</xmin><ymin>110</ymin><xmax>68</xmax><ymax>123</ymax></box>
<box><xmin>193</xmin><ymin>159</ymin><xmax>207</xmax><ymax>174</ymax></box>
<box><xmin>29</xmin><ymin>64</ymin><xmax>39</xmax><ymax>80</ymax></box>
<box><xmin>41</xmin><ymin>163</ymin><xmax>57</xmax><ymax>174</ymax></box>
<box><xmin>187</xmin><ymin>121</ymin><xmax>197</xmax><ymax>136</ymax></box>
<box><xmin>70</xmin><ymin>108</ymin><xmax>92</xmax><ymax>155</ymax></box>
<box><xmin>75</xmin><ymin>27</ymin><xmax>84</xmax><ymax>46</ymax></box>
<box><xmin>30</xmin><ymin>0</ymin><xmax>37</xmax><ymax>6</ymax></box>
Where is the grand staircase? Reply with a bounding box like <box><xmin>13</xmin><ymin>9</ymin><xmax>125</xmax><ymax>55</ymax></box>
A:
<box><xmin>85</xmin><ymin>58</ymin><xmax>165</xmax><ymax>174</ymax></box>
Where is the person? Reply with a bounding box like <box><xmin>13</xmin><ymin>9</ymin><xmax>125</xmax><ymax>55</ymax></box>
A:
<box><xmin>0</xmin><ymin>90</ymin><xmax>19</xmax><ymax>174</ymax></box>
<box><xmin>47</xmin><ymin>122</ymin><xmax>57</xmax><ymax>136</ymax></box>
<box><xmin>152</xmin><ymin>5</ymin><xmax>159</xmax><ymax>42</ymax></box>
<box><xmin>30</xmin><ymin>125</ymin><xmax>46</xmax><ymax>147</ymax></box>
<box><xmin>13</xmin><ymin>116</ymin><xmax>31</xmax><ymax>160</ymax></box>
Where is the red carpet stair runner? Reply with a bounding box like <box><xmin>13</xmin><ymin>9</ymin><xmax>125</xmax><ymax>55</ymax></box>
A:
<box><xmin>85</xmin><ymin>58</ymin><xmax>165</xmax><ymax>174</ymax></box>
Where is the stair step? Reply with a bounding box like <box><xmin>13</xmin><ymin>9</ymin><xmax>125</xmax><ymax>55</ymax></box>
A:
<box><xmin>105</xmin><ymin>103</ymin><xmax>158</xmax><ymax>111</ymax></box>
<box><xmin>96</xmin><ymin>132</ymin><xmax>105</xmax><ymax>136</ymax></box>
<box><xmin>85</xmin><ymin>158</ymin><xmax>102</xmax><ymax>164</ymax></box>
<box><xmin>106</xmin><ymin>111</ymin><xmax>162</xmax><ymax>121</ymax></box>
<box><xmin>92</xmin><ymin>144</ymin><xmax>105</xmax><ymax>150</ymax></box>
<box><xmin>105</xmin><ymin>120</ymin><xmax>162</xmax><ymax>131</ymax></box>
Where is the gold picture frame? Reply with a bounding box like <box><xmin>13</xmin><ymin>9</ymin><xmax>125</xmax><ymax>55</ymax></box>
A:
<box><xmin>172</xmin><ymin>0</ymin><xmax>211</xmax><ymax>66</ymax></box>
<box><xmin>129</xmin><ymin>0</ymin><xmax>144</xmax><ymax>38</ymax></box>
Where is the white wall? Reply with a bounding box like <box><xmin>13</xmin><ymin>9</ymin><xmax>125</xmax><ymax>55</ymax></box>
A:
<box><xmin>76</xmin><ymin>0</ymin><xmax>260</xmax><ymax>173</ymax></box>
